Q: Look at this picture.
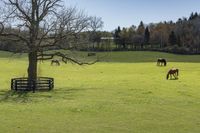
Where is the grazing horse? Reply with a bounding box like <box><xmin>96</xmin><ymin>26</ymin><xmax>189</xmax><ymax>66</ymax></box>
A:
<box><xmin>166</xmin><ymin>68</ymin><xmax>179</xmax><ymax>80</ymax></box>
<box><xmin>51</xmin><ymin>59</ymin><xmax>60</xmax><ymax>66</ymax></box>
<box><xmin>157</xmin><ymin>58</ymin><xmax>167</xmax><ymax>66</ymax></box>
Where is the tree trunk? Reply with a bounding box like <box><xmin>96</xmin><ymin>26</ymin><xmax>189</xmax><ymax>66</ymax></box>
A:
<box><xmin>28</xmin><ymin>51</ymin><xmax>37</xmax><ymax>92</ymax></box>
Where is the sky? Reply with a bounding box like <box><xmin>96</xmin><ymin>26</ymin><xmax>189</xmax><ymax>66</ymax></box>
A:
<box><xmin>66</xmin><ymin>0</ymin><xmax>200</xmax><ymax>31</ymax></box>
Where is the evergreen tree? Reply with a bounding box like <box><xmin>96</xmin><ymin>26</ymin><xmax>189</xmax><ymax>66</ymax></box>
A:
<box><xmin>189</xmin><ymin>12</ymin><xmax>194</xmax><ymax>20</ymax></box>
<box><xmin>120</xmin><ymin>27</ymin><xmax>128</xmax><ymax>49</ymax></box>
<box><xmin>137</xmin><ymin>21</ymin><xmax>145</xmax><ymax>35</ymax></box>
<box><xmin>168</xmin><ymin>31</ymin><xmax>177</xmax><ymax>45</ymax></box>
<box><xmin>137</xmin><ymin>21</ymin><xmax>145</xmax><ymax>48</ymax></box>
<box><xmin>114</xmin><ymin>26</ymin><xmax>122</xmax><ymax>48</ymax></box>
<box><xmin>144</xmin><ymin>27</ymin><xmax>150</xmax><ymax>44</ymax></box>
<box><xmin>189</xmin><ymin>12</ymin><xmax>198</xmax><ymax>20</ymax></box>
<box><xmin>176</xmin><ymin>35</ymin><xmax>181</xmax><ymax>47</ymax></box>
<box><xmin>114</xmin><ymin>26</ymin><xmax>121</xmax><ymax>39</ymax></box>
<box><xmin>193</xmin><ymin>12</ymin><xmax>198</xmax><ymax>19</ymax></box>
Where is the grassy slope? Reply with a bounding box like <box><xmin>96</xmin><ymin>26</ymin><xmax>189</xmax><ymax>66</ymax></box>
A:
<box><xmin>97</xmin><ymin>51</ymin><xmax>200</xmax><ymax>63</ymax></box>
<box><xmin>0</xmin><ymin>51</ymin><xmax>199</xmax><ymax>133</ymax></box>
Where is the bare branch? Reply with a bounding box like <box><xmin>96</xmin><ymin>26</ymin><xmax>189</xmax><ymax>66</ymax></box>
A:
<box><xmin>37</xmin><ymin>52</ymin><xmax>99</xmax><ymax>65</ymax></box>
<box><xmin>89</xmin><ymin>16</ymin><xmax>104</xmax><ymax>31</ymax></box>
<box><xmin>7</xmin><ymin>0</ymin><xmax>31</xmax><ymax>23</ymax></box>
<box><xmin>0</xmin><ymin>0</ymin><xmax>103</xmax><ymax>65</ymax></box>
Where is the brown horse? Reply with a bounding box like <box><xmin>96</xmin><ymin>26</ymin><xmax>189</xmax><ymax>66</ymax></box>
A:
<box><xmin>51</xmin><ymin>59</ymin><xmax>60</xmax><ymax>66</ymax></box>
<box><xmin>157</xmin><ymin>58</ymin><xmax>167</xmax><ymax>66</ymax></box>
<box><xmin>166</xmin><ymin>68</ymin><xmax>179</xmax><ymax>80</ymax></box>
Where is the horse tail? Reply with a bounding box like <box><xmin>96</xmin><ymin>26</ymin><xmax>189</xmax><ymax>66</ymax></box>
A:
<box><xmin>177</xmin><ymin>69</ymin><xmax>179</xmax><ymax>76</ymax></box>
<box><xmin>166</xmin><ymin>72</ymin><xmax>169</xmax><ymax>80</ymax></box>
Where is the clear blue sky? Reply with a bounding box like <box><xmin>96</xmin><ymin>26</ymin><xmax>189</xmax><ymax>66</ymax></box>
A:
<box><xmin>66</xmin><ymin>0</ymin><xmax>200</xmax><ymax>31</ymax></box>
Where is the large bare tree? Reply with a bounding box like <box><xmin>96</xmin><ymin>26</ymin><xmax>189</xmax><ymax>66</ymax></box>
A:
<box><xmin>0</xmin><ymin>0</ymin><xmax>103</xmax><ymax>90</ymax></box>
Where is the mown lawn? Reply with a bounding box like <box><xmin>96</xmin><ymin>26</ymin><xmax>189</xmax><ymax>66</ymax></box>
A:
<box><xmin>0</xmin><ymin>51</ymin><xmax>200</xmax><ymax>133</ymax></box>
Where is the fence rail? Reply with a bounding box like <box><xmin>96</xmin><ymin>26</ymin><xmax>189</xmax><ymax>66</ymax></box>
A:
<box><xmin>11</xmin><ymin>77</ymin><xmax>54</xmax><ymax>91</ymax></box>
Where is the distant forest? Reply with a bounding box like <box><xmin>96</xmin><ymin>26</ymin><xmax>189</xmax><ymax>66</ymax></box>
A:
<box><xmin>110</xmin><ymin>12</ymin><xmax>200</xmax><ymax>54</ymax></box>
<box><xmin>1</xmin><ymin>12</ymin><xmax>200</xmax><ymax>54</ymax></box>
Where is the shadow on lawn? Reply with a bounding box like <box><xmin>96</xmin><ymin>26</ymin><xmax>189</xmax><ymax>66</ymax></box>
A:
<box><xmin>0</xmin><ymin>90</ymin><xmax>29</xmax><ymax>103</ymax></box>
<box><xmin>0</xmin><ymin>88</ymin><xmax>88</xmax><ymax>103</ymax></box>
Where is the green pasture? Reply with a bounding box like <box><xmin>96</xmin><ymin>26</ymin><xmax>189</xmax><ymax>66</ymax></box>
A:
<box><xmin>0</xmin><ymin>51</ymin><xmax>199</xmax><ymax>133</ymax></box>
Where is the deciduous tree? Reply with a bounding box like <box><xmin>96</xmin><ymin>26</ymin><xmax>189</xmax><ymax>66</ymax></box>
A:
<box><xmin>0</xmin><ymin>0</ymin><xmax>103</xmax><ymax>91</ymax></box>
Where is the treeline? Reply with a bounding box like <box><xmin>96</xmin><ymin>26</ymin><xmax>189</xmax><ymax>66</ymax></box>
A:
<box><xmin>112</xmin><ymin>12</ymin><xmax>200</xmax><ymax>54</ymax></box>
<box><xmin>1</xmin><ymin>12</ymin><xmax>200</xmax><ymax>54</ymax></box>
<box><xmin>85</xmin><ymin>12</ymin><xmax>200</xmax><ymax>54</ymax></box>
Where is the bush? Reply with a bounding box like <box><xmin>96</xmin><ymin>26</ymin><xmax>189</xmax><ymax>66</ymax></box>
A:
<box><xmin>162</xmin><ymin>45</ymin><xmax>191</xmax><ymax>54</ymax></box>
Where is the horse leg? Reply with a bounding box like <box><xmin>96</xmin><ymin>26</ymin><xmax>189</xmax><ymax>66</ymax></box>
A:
<box><xmin>173</xmin><ymin>74</ymin><xmax>177</xmax><ymax>79</ymax></box>
<box><xmin>175</xmin><ymin>73</ymin><xmax>178</xmax><ymax>79</ymax></box>
<box><xmin>157</xmin><ymin>61</ymin><xmax>159</xmax><ymax>66</ymax></box>
<box><xmin>157</xmin><ymin>61</ymin><xmax>161</xmax><ymax>66</ymax></box>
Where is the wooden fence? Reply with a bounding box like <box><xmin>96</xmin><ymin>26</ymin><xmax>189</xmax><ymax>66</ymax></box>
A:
<box><xmin>11</xmin><ymin>77</ymin><xmax>54</xmax><ymax>91</ymax></box>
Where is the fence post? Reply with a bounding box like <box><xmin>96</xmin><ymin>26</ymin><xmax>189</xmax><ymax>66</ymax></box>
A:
<box><xmin>15</xmin><ymin>80</ymin><xmax>18</xmax><ymax>91</ymax></box>
<box><xmin>11</xmin><ymin>79</ymin><xmax>13</xmax><ymax>90</ymax></box>
<box><xmin>48</xmin><ymin>80</ymin><xmax>51</xmax><ymax>90</ymax></box>
<box><xmin>51</xmin><ymin>79</ymin><xmax>54</xmax><ymax>90</ymax></box>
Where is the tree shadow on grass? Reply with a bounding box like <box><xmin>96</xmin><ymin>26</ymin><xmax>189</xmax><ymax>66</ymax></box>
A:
<box><xmin>46</xmin><ymin>88</ymin><xmax>90</xmax><ymax>101</ymax></box>
<box><xmin>34</xmin><ymin>88</ymin><xmax>82</xmax><ymax>101</ymax></box>
<box><xmin>0</xmin><ymin>90</ymin><xmax>30</xmax><ymax>103</ymax></box>
<box><xmin>168</xmin><ymin>78</ymin><xmax>179</xmax><ymax>80</ymax></box>
<box><xmin>0</xmin><ymin>87</ymin><xmax>89</xmax><ymax>103</ymax></box>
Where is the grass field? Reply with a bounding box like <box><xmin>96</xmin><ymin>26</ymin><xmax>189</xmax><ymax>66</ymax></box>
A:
<box><xmin>0</xmin><ymin>51</ymin><xmax>200</xmax><ymax>133</ymax></box>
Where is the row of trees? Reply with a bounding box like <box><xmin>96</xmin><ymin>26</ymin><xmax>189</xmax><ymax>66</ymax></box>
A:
<box><xmin>112</xmin><ymin>12</ymin><xmax>200</xmax><ymax>54</ymax></box>
<box><xmin>67</xmin><ymin>12</ymin><xmax>200</xmax><ymax>54</ymax></box>
<box><xmin>1</xmin><ymin>9</ymin><xmax>200</xmax><ymax>54</ymax></box>
<box><xmin>2</xmin><ymin>9</ymin><xmax>200</xmax><ymax>54</ymax></box>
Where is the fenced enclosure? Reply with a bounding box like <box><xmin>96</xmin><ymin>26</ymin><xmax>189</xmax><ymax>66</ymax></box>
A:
<box><xmin>11</xmin><ymin>77</ymin><xmax>54</xmax><ymax>91</ymax></box>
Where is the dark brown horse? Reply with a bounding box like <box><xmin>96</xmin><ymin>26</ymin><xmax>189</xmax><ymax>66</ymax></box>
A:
<box><xmin>157</xmin><ymin>58</ymin><xmax>167</xmax><ymax>66</ymax></box>
<box><xmin>51</xmin><ymin>59</ymin><xmax>60</xmax><ymax>66</ymax></box>
<box><xmin>166</xmin><ymin>68</ymin><xmax>179</xmax><ymax>80</ymax></box>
